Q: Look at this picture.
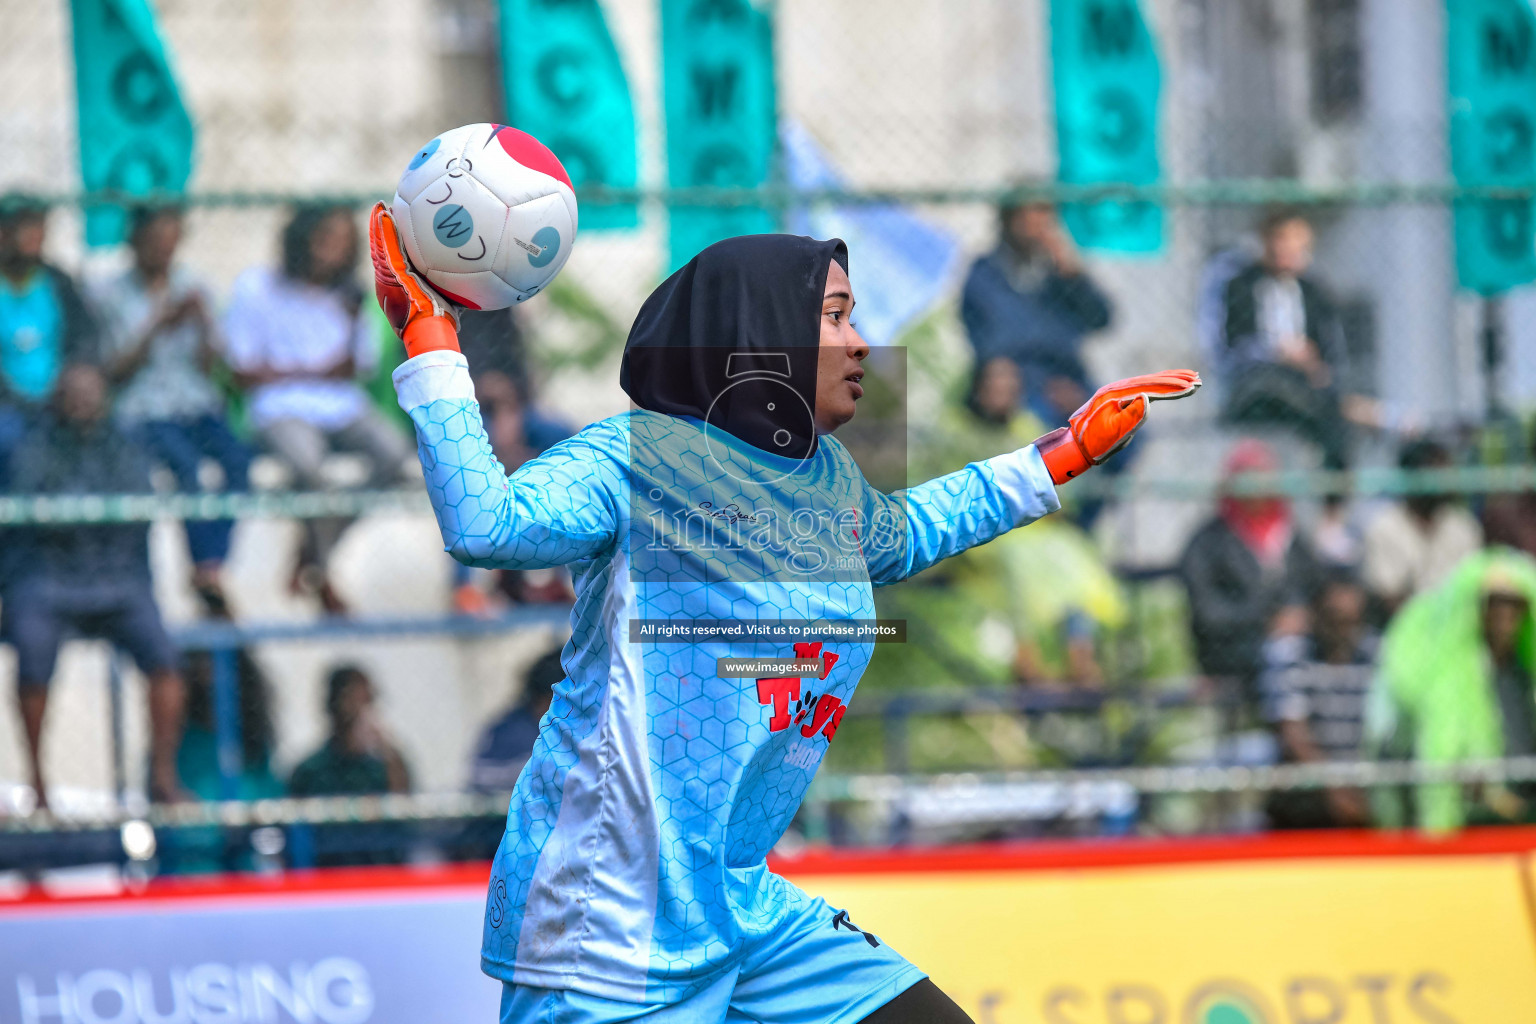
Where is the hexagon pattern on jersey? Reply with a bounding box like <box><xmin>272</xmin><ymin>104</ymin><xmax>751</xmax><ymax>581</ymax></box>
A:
<box><xmin>403</xmin><ymin>375</ymin><xmax>1059</xmax><ymax>1001</ymax></box>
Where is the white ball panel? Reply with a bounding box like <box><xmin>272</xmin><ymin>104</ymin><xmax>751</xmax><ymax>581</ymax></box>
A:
<box><xmin>404</xmin><ymin>172</ymin><xmax>511</xmax><ymax>280</ymax></box>
<box><xmin>395</xmin><ymin>123</ymin><xmax>485</xmax><ymax>204</ymax></box>
<box><xmin>558</xmin><ymin>186</ymin><xmax>579</xmax><ymax>237</ymax></box>
<box><xmin>390</xmin><ymin>193</ymin><xmax>427</xmax><ymax>275</ymax></box>
<box><xmin>493</xmin><ymin>192</ymin><xmax>575</xmax><ymax>295</ymax></box>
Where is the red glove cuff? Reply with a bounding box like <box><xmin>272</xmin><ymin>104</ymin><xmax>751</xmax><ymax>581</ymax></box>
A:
<box><xmin>1035</xmin><ymin>426</ymin><xmax>1091</xmax><ymax>486</ymax></box>
<box><xmin>403</xmin><ymin>317</ymin><xmax>461</xmax><ymax>360</ymax></box>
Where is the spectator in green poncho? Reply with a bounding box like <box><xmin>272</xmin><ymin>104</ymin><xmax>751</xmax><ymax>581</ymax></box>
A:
<box><xmin>1367</xmin><ymin>548</ymin><xmax>1536</xmax><ymax>832</ymax></box>
<box><xmin>869</xmin><ymin>358</ymin><xmax>1125</xmax><ymax>695</ymax></box>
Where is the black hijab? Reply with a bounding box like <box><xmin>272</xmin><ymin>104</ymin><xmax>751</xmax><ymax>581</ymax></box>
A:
<box><xmin>620</xmin><ymin>234</ymin><xmax>848</xmax><ymax>460</ymax></box>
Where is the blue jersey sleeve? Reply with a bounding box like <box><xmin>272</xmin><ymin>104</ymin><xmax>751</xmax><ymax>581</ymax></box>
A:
<box><xmin>854</xmin><ymin>442</ymin><xmax>1060</xmax><ymax>585</ymax></box>
<box><xmin>394</xmin><ymin>351</ymin><xmax>621</xmax><ymax>569</ymax></box>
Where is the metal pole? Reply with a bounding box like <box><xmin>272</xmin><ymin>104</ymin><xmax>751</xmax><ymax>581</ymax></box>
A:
<box><xmin>107</xmin><ymin>652</ymin><xmax>126</xmax><ymax>807</ymax></box>
<box><xmin>882</xmin><ymin>697</ymin><xmax>911</xmax><ymax>775</ymax></box>
<box><xmin>211</xmin><ymin>647</ymin><xmax>242</xmax><ymax>801</ymax></box>
<box><xmin>1482</xmin><ymin>294</ymin><xmax>1506</xmax><ymax>419</ymax></box>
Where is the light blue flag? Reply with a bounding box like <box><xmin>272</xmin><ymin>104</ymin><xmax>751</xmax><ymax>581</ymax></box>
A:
<box><xmin>69</xmin><ymin>0</ymin><xmax>194</xmax><ymax>246</ymax></box>
<box><xmin>661</xmin><ymin>0</ymin><xmax>777</xmax><ymax>271</ymax></box>
<box><xmin>1448</xmin><ymin>0</ymin><xmax>1536</xmax><ymax>293</ymax></box>
<box><xmin>501</xmin><ymin>0</ymin><xmax>639</xmax><ymax>230</ymax></box>
<box><xmin>1049</xmin><ymin>0</ymin><xmax>1163</xmax><ymax>253</ymax></box>
<box><xmin>782</xmin><ymin>122</ymin><xmax>960</xmax><ymax>346</ymax></box>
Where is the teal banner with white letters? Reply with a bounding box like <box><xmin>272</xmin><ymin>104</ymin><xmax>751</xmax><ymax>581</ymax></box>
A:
<box><xmin>1449</xmin><ymin>0</ymin><xmax>1536</xmax><ymax>293</ymax></box>
<box><xmin>69</xmin><ymin>0</ymin><xmax>195</xmax><ymax>246</ymax></box>
<box><xmin>661</xmin><ymin>0</ymin><xmax>777</xmax><ymax>271</ymax></box>
<box><xmin>501</xmin><ymin>0</ymin><xmax>639</xmax><ymax>230</ymax></box>
<box><xmin>1049</xmin><ymin>0</ymin><xmax>1163</xmax><ymax>253</ymax></box>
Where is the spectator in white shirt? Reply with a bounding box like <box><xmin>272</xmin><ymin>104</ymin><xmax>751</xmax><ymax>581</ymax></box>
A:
<box><xmin>91</xmin><ymin>204</ymin><xmax>249</xmax><ymax>616</ymax></box>
<box><xmin>223</xmin><ymin>205</ymin><xmax>411</xmax><ymax>614</ymax></box>
<box><xmin>1362</xmin><ymin>439</ymin><xmax>1483</xmax><ymax>619</ymax></box>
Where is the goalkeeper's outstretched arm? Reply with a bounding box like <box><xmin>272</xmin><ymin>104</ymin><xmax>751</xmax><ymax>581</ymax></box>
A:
<box><xmin>856</xmin><ymin>443</ymin><xmax>1061</xmax><ymax>585</ymax></box>
<box><xmin>857</xmin><ymin>369</ymin><xmax>1200</xmax><ymax>585</ymax></box>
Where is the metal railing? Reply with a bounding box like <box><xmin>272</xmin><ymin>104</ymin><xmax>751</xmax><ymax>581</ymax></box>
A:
<box><xmin>7</xmin><ymin>754</ymin><xmax>1534</xmax><ymax>833</ymax></box>
<box><xmin>174</xmin><ymin>607</ymin><xmax>573</xmax><ymax>803</ymax></box>
<box><xmin>0</xmin><ymin>463</ymin><xmax>1532</xmax><ymax>527</ymax></box>
<box><xmin>849</xmin><ymin>683</ymin><xmax>1212</xmax><ymax>774</ymax></box>
<box><xmin>36</xmin><ymin>179</ymin><xmax>1536</xmax><ymax>211</ymax></box>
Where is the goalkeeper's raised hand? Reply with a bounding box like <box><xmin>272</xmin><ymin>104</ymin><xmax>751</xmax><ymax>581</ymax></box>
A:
<box><xmin>1035</xmin><ymin>370</ymin><xmax>1202</xmax><ymax>485</ymax></box>
<box><xmin>368</xmin><ymin>201</ymin><xmax>461</xmax><ymax>359</ymax></box>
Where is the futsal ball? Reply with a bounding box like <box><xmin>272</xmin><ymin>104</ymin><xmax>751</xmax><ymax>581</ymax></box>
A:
<box><xmin>391</xmin><ymin>123</ymin><xmax>577</xmax><ymax>310</ymax></box>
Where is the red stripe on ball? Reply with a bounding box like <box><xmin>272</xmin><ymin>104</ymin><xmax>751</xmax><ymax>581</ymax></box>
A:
<box><xmin>434</xmin><ymin>285</ymin><xmax>482</xmax><ymax>311</ymax></box>
<box><xmin>489</xmin><ymin>125</ymin><xmax>574</xmax><ymax>193</ymax></box>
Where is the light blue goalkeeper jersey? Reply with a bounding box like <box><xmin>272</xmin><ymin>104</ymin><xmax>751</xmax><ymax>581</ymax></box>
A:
<box><xmin>394</xmin><ymin>350</ymin><xmax>1059</xmax><ymax>1002</ymax></box>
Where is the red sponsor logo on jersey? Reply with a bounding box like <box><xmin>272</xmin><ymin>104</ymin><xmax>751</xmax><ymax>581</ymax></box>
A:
<box><xmin>755</xmin><ymin>642</ymin><xmax>847</xmax><ymax>741</ymax></box>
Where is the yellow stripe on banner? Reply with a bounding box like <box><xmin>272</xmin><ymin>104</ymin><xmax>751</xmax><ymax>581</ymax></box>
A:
<box><xmin>811</xmin><ymin>857</ymin><xmax>1536</xmax><ymax>1024</ymax></box>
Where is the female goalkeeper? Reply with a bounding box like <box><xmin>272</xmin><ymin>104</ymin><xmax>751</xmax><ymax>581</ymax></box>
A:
<box><xmin>370</xmin><ymin>203</ymin><xmax>1198</xmax><ymax>1024</ymax></box>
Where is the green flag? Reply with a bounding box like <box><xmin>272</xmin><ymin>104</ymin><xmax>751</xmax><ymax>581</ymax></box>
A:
<box><xmin>69</xmin><ymin>0</ymin><xmax>194</xmax><ymax>246</ymax></box>
<box><xmin>1449</xmin><ymin>0</ymin><xmax>1536</xmax><ymax>293</ymax></box>
<box><xmin>501</xmin><ymin>0</ymin><xmax>639</xmax><ymax>230</ymax></box>
<box><xmin>1049</xmin><ymin>0</ymin><xmax>1163</xmax><ymax>253</ymax></box>
<box><xmin>661</xmin><ymin>0</ymin><xmax>777</xmax><ymax>271</ymax></box>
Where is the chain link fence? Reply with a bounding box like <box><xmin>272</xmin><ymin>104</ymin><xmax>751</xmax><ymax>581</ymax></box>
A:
<box><xmin>1</xmin><ymin>0</ymin><xmax>1535</xmax><ymax>863</ymax></box>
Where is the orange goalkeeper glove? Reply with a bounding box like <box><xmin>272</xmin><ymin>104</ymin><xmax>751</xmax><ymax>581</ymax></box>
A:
<box><xmin>1035</xmin><ymin>369</ymin><xmax>1202</xmax><ymax>485</ymax></box>
<box><xmin>368</xmin><ymin>201</ymin><xmax>461</xmax><ymax>359</ymax></box>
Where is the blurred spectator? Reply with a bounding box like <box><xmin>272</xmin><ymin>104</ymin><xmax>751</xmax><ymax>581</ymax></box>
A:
<box><xmin>452</xmin><ymin>342</ymin><xmax>575</xmax><ymax>615</ymax></box>
<box><xmin>1309</xmin><ymin>495</ymin><xmax>1365</xmax><ymax>572</ymax></box>
<box><xmin>960</xmin><ymin>193</ymin><xmax>1113</xmax><ymax>427</ymax></box>
<box><xmin>0</xmin><ymin>195</ymin><xmax>98</xmax><ymax>485</ymax></box>
<box><xmin>966</xmin><ymin>355</ymin><xmax>1029</xmax><ymax>432</ymax></box>
<box><xmin>288</xmin><ymin>664</ymin><xmax>411</xmax><ymax>798</ymax></box>
<box><xmin>458</xmin><ymin>307</ymin><xmax>531</xmax><ymax>395</ymax></box>
<box><xmin>1261</xmin><ymin>572</ymin><xmax>1377</xmax><ymax>829</ymax></box>
<box><xmin>469</xmin><ymin>647</ymin><xmax>563</xmax><ymax>794</ymax></box>
<box><xmin>1179</xmin><ymin>441</ymin><xmax>1320</xmax><ymax>694</ymax></box>
<box><xmin>1361</xmin><ymin>439</ymin><xmax>1482</xmax><ymax>620</ymax></box>
<box><xmin>223</xmin><ymin>205</ymin><xmax>412</xmax><ymax>614</ymax></box>
<box><xmin>1483</xmin><ymin>424</ymin><xmax>1536</xmax><ymax>559</ymax></box>
<box><xmin>476</xmin><ymin>366</ymin><xmax>575</xmax><ymax>471</ymax></box>
<box><xmin>963</xmin><ymin>359</ymin><xmax>1124</xmax><ymax>688</ymax></box>
<box><xmin>176</xmin><ymin>648</ymin><xmax>281</xmax><ymax>801</ymax></box>
<box><xmin>161</xmin><ymin>648</ymin><xmax>282</xmax><ymax>874</ymax></box>
<box><xmin>288</xmin><ymin>665</ymin><xmax>412</xmax><ymax>867</ymax></box>
<box><xmin>451</xmin><ymin>647</ymin><xmax>563</xmax><ymax>860</ymax></box>
<box><xmin>90</xmin><ymin>205</ymin><xmax>250</xmax><ymax>616</ymax></box>
<box><xmin>1369</xmin><ymin>550</ymin><xmax>1536</xmax><ymax>831</ymax></box>
<box><xmin>872</xmin><ymin>358</ymin><xmax>1126</xmax><ymax>720</ymax></box>
<box><xmin>1219</xmin><ymin>209</ymin><xmax>1364</xmax><ymax>469</ymax></box>
<box><xmin>2</xmin><ymin>364</ymin><xmax>185</xmax><ymax>806</ymax></box>
<box><xmin>867</xmin><ymin>358</ymin><xmax>1042</xmax><ymax>698</ymax></box>
<box><xmin>1194</xmin><ymin>238</ymin><xmax>1260</xmax><ymax>389</ymax></box>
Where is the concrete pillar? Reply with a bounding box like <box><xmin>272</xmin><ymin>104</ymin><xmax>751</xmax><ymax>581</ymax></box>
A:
<box><xmin>1361</xmin><ymin>0</ymin><xmax>1461</xmax><ymax>425</ymax></box>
